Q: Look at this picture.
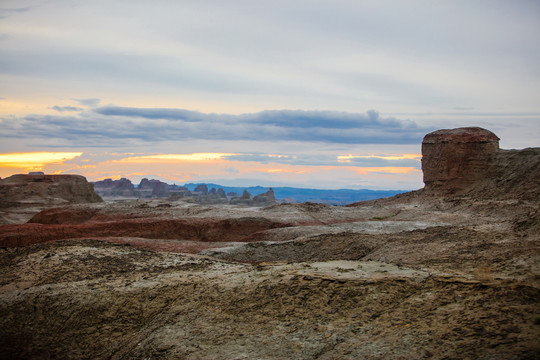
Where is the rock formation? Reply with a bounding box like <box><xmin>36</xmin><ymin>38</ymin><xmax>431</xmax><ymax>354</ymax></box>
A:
<box><xmin>150</xmin><ymin>181</ymin><xmax>170</xmax><ymax>198</ymax></box>
<box><xmin>92</xmin><ymin>177</ymin><xmax>279</xmax><ymax>205</ymax></box>
<box><xmin>0</xmin><ymin>174</ymin><xmax>102</xmax><ymax>208</ymax></box>
<box><xmin>217</xmin><ymin>188</ymin><xmax>227</xmax><ymax>198</ymax></box>
<box><xmin>241</xmin><ymin>190</ymin><xmax>251</xmax><ymax>199</ymax></box>
<box><xmin>93</xmin><ymin>178</ymin><xmax>135</xmax><ymax>197</ymax></box>
<box><xmin>253</xmin><ymin>188</ymin><xmax>276</xmax><ymax>205</ymax></box>
<box><xmin>193</xmin><ymin>184</ymin><xmax>209</xmax><ymax>195</ymax></box>
<box><xmin>0</xmin><ymin>174</ymin><xmax>103</xmax><ymax>223</ymax></box>
<box><xmin>421</xmin><ymin>127</ymin><xmax>500</xmax><ymax>193</ymax></box>
<box><xmin>137</xmin><ymin>178</ymin><xmax>172</xmax><ymax>198</ymax></box>
<box><xmin>421</xmin><ymin>127</ymin><xmax>539</xmax><ymax>200</ymax></box>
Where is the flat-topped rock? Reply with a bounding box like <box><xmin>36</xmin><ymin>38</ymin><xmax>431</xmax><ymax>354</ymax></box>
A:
<box><xmin>421</xmin><ymin>127</ymin><xmax>539</xmax><ymax>200</ymax></box>
<box><xmin>0</xmin><ymin>174</ymin><xmax>102</xmax><ymax>222</ymax></box>
<box><xmin>421</xmin><ymin>127</ymin><xmax>500</xmax><ymax>193</ymax></box>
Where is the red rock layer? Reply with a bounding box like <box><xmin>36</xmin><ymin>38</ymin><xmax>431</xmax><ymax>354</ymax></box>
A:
<box><xmin>0</xmin><ymin>217</ymin><xmax>292</xmax><ymax>248</ymax></box>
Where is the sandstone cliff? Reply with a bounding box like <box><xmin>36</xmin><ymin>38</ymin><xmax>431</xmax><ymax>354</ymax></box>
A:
<box><xmin>0</xmin><ymin>174</ymin><xmax>102</xmax><ymax>223</ymax></box>
<box><xmin>93</xmin><ymin>178</ymin><xmax>135</xmax><ymax>197</ymax></box>
<box><xmin>0</xmin><ymin>174</ymin><xmax>102</xmax><ymax>207</ymax></box>
<box><xmin>421</xmin><ymin>127</ymin><xmax>539</xmax><ymax>200</ymax></box>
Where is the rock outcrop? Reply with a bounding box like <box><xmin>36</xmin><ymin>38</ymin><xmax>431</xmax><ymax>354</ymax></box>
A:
<box><xmin>136</xmin><ymin>178</ymin><xmax>179</xmax><ymax>198</ymax></box>
<box><xmin>0</xmin><ymin>174</ymin><xmax>103</xmax><ymax>223</ymax></box>
<box><xmin>241</xmin><ymin>190</ymin><xmax>251</xmax><ymax>199</ymax></box>
<box><xmin>253</xmin><ymin>188</ymin><xmax>276</xmax><ymax>205</ymax></box>
<box><xmin>421</xmin><ymin>127</ymin><xmax>500</xmax><ymax>193</ymax></box>
<box><xmin>93</xmin><ymin>178</ymin><xmax>135</xmax><ymax>197</ymax></box>
<box><xmin>421</xmin><ymin>127</ymin><xmax>539</xmax><ymax>199</ymax></box>
<box><xmin>217</xmin><ymin>188</ymin><xmax>227</xmax><ymax>198</ymax></box>
<box><xmin>0</xmin><ymin>174</ymin><xmax>102</xmax><ymax>209</ymax></box>
<box><xmin>193</xmin><ymin>184</ymin><xmax>209</xmax><ymax>195</ymax></box>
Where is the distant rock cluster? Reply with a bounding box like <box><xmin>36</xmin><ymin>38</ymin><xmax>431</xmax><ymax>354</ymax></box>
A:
<box><xmin>92</xmin><ymin>178</ymin><xmax>276</xmax><ymax>206</ymax></box>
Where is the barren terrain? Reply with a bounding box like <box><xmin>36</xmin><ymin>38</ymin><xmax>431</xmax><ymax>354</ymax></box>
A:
<box><xmin>1</xmin><ymin>129</ymin><xmax>539</xmax><ymax>359</ymax></box>
<box><xmin>1</xmin><ymin>193</ymin><xmax>539</xmax><ymax>359</ymax></box>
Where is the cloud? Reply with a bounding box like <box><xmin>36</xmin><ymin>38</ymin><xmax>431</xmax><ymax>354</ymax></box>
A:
<box><xmin>51</xmin><ymin>106</ymin><xmax>84</xmax><ymax>112</ymax></box>
<box><xmin>0</xmin><ymin>7</ymin><xmax>30</xmax><ymax>18</ymax></box>
<box><xmin>95</xmin><ymin>106</ymin><xmax>418</xmax><ymax>130</ymax></box>
<box><xmin>53</xmin><ymin>151</ymin><xmax>422</xmax><ymax>173</ymax></box>
<box><xmin>89</xmin><ymin>106</ymin><xmax>432</xmax><ymax>145</ymax></box>
<box><xmin>0</xmin><ymin>151</ymin><xmax>82</xmax><ymax>170</ymax></box>
<box><xmin>95</xmin><ymin>106</ymin><xmax>211</xmax><ymax>122</ymax></box>
<box><xmin>7</xmin><ymin>104</ymin><xmax>537</xmax><ymax>151</ymax></box>
<box><xmin>224</xmin><ymin>167</ymin><xmax>240</xmax><ymax>174</ymax></box>
<box><xmin>0</xmin><ymin>7</ymin><xmax>30</xmax><ymax>13</ymax></box>
<box><xmin>72</xmin><ymin>98</ymin><xmax>101</xmax><ymax>107</ymax></box>
<box><xmin>0</xmin><ymin>107</ymin><xmax>434</xmax><ymax>147</ymax></box>
<box><xmin>223</xmin><ymin>152</ymin><xmax>421</xmax><ymax>168</ymax></box>
<box><xmin>0</xmin><ymin>7</ymin><xmax>30</xmax><ymax>21</ymax></box>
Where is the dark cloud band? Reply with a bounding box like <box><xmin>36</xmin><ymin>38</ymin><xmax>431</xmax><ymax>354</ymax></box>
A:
<box><xmin>1</xmin><ymin>106</ymin><xmax>434</xmax><ymax>146</ymax></box>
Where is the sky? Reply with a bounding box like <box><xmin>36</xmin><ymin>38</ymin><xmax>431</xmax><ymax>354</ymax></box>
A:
<box><xmin>0</xmin><ymin>0</ymin><xmax>539</xmax><ymax>190</ymax></box>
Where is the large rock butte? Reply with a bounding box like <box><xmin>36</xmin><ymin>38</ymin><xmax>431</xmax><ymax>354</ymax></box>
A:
<box><xmin>0</xmin><ymin>174</ymin><xmax>102</xmax><ymax>215</ymax></box>
<box><xmin>421</xmin><ymin>127</ymin><xmax>500</xmax><ymax>193</ymax></box>
<box><xmin>421</xmin><ymin>126</ymin><xmax>539</xmax><ymax>199</ymax></box>
<box><xmin>93</xmin><ymin>178</ymin><xmax>135</xmax><ymax>197</ymax></box>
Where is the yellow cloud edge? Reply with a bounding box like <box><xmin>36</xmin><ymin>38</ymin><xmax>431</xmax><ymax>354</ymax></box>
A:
<box><xmin>0</xmin><ymin>152</ymin><xmax>83</xmax><ymax>168</ymax></box>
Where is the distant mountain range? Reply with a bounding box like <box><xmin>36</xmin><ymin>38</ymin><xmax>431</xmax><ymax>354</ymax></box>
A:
<box><xmin>183</xmin><ymin>183</ymin><xmax>406</xmax><ymax>205</ymax></box>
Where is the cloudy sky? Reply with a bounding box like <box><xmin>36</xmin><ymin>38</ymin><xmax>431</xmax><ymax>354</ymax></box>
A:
<box><xmin>0</xmin><ymin>0</ymin><xmax>539</xmax><ymax>189</ymax></box>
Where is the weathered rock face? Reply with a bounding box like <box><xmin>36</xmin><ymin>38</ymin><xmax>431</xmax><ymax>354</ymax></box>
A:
<box><xmin>0</xmin><ymin>174</ymin><xmax>102</xmax><ymax>207</ymax></box>
<box><xmin>217</xmin><ymin>188</ymin><xmax>227</xmax><ymax>198</ymax></box>
<box><xmin>0</xmin><ymin>174</ymin><xmax>103</xmax><ymax>221</ymax></box>
<box><xmin>193</xmin><ymin>184</ymin><xmax>209</xmax><ymax>195</ymax></box>
<box><xmin>93</xmin><ymin>178</ymin><xmax>135</xmax><ymax>197</ymax></box>
<box><xmin>421</xmin><ymin>127</ymin><xmax>500</xmax><ymax>193</ymax></box>
<box><xmin>253</xmin><ymin>188</ymin><xmax>276</xmax><ymax>205</ymax></box>
<box><xmin>241</xmin><ymin>190</ymin><xmax>251</xmax><ymax>199</ymax></box>
<box><xmin>137</xmin><ymin>178</ymin><xmax>172</xmax><ymax>198</ymax></box>
<box><xmin>421</xmin><ymin>127</ymin><xmax>539</xmax><ymax>200</ymax></box>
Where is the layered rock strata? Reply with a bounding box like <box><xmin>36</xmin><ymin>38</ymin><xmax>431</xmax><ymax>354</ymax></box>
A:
<box><xmin>0</xmin><ymin>174</ymin><xmax>102</xmax><ymax>209</ymax></box>
<box><xmin>421</xmin><ymin>127</ymin><xmax>539</xmax><ymax>200</ymax></box>
<box><xmin>421</xmin><ymin>127</ymin><xmax>500</xmax><ymax>193</ymax></box>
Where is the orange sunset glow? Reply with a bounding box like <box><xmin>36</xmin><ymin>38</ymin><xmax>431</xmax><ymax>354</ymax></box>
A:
<box><xmin>116</xmin><ymin>153</ymin><xmax>238</xmax><ymax>163</ymax></box>
<box><xmin>0</xmin><ymin>150</ymin><xmax>424</xmax><ymax>189</ymax></box>
<box><xmin>0</xmin><ymin>152</ymin><xmax>82</xmax><ymax>170</ymax></box>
